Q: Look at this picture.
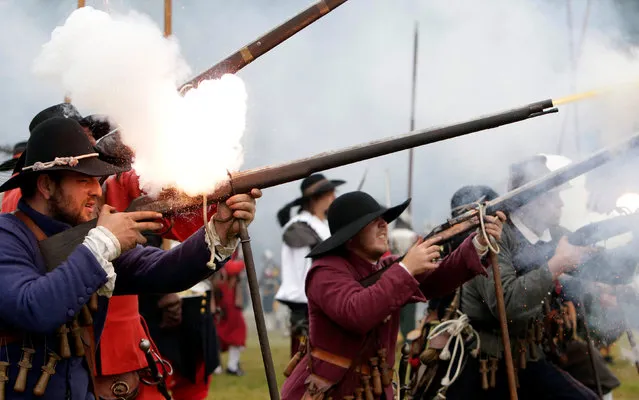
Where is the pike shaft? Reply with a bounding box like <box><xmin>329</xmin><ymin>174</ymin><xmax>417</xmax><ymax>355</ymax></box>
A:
<box><xmin>239</xmin><ymin>222</ymin><xmax>280</xmax><ymax>399</ymax></box>
<box><xmin>179</xmin><ymin>0</ymin><xmax>349</xmax><ymax>89</ymax></box>
<box><xmin>490</xmin><ymin>252</ymin><xmax>518</xmax><ymax>400</ymax></box>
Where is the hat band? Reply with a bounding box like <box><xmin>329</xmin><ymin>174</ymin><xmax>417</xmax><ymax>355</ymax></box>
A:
<box><xmin>303</xmin><ymin>178</ymin><xmax>331</xmax><ymax>197</ymax></box>
<box><xmin>22</xmin><ymin>153</ymin><xmax>99</xmax><ymax>172</ymax></box>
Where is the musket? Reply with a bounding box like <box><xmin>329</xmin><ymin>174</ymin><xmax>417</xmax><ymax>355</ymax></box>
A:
<box><xmin>37</xmin><ymin>98</ymin><xmax>557</xmax><ymax>269</ymax></box>
<box><xmin>422</xmin><ymin>131</ymin><xmax>639</xmax><ymax>246</ymax></box>
<box><xmin>178</xmin><ymin>0</ymin><xmax>350</xmax><ymax>91</ymax></box>
<box><xmin>568</xmin><ymin>212</ymin><xmax>639</xmax><ymax>246</ymax></box>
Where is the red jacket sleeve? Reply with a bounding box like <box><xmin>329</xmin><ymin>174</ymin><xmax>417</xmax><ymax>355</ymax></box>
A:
<box><xmin>104</xmin><ymin>171</ymin><xmax>214</xmax><ymax>242</ymax></box>
<box><xmin>416</xmin><ymin>233</ymin><xmax>487</xmax><ymax>298</ymax></box>
<box><xmin>1</xmin><ymin>188</ymin><xmax>21</xmax><ymax>213</ymax></box>
<box><xmin>306</xmin><ymin>260</ymin><xmax>419</xmax><ymax>335</ymax></box>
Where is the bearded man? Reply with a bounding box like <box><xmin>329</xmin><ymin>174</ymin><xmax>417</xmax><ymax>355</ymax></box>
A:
<box><xmin>0</xmin><ymin>117</ymin><xmax>260</xmax><ymax>400</ymax></box>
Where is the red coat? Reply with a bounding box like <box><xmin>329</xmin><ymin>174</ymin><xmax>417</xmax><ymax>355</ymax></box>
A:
<box><xmin>1</xmin><ymin>188</ymin><xmax>20</xmax><ymax>213</ymax></box>
<box><xmin>280</xmin><ymin>234</ymin><xmax>487</xmax><ymax>399</ymax></box>
<box><xmin>215</xmin><ymin>258</ymin><xmax>247</xmax><ymax>350</ymax></box>
<box><xmin>99</xmin><ymin>171</ymin><xmax>212</xmax><ymax>376</ymax></box>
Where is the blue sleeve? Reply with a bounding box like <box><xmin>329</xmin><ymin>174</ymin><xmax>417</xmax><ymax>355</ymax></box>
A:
<box><xmin>0</xmin><ymin>219</ymin><xmax>107</xmax><ymax>333</ymax></box>
<box><xmin>113</xmin><ymin>228</ymin><xmax>228</xmax><ymax>294</ymax></box>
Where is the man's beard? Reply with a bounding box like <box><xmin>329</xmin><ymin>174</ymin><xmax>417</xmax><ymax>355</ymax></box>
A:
<box><xmin>48</xmin><ymin>190</ymin><xmax>94</xmax><ymax>226</ymax></box>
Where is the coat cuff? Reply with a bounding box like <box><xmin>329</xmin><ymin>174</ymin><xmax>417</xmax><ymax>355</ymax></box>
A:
<box><xmin>82</xmin><ymin>227</ymin><xmax>119</xmax><ymax>297</ymax></box>
<box><xmin>203</xmin><ymin>225</ymin><xmax>239</xmax><ymax>268</ymax></box>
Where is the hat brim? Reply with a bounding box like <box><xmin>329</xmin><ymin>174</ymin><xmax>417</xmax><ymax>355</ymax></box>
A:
<box><xmin>307</xmin><ymin>198</ymin><xmax>411</xmax><ymax>258</ymax></box>
<box><xmin>0</xmin><ymin>156</ymin><xmax>129</xmax><ymax>193</ymax></box>
<box><xmin>0</xmin><ymin>158</ymin><xmax>18</xmax><ymax>172</ymax></box>
<box><xmin>288</xmin><ymin>179</ymin><xmax>346</xmax><ymax>207</ymax></box>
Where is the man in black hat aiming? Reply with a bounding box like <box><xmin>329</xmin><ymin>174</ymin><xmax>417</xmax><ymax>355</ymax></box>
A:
<box><xmin>275</xmin><ymin>173</ymin><xmax>345</xmax><ymax>358</ymax></box>
<box><xmin>0</xmin><ymin>117</ymin><xmax>260</xmax><ymax>400</ymax></box>
<box><xmin>280</xmin><ymin>190</ymin><xmax>505</xmax><ymax>399</ymax></box>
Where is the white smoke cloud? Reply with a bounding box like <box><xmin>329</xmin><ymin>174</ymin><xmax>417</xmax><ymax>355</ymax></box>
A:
<box><xmin>32</xmin><ymin>6</ymin><xmax>246</xmax><ymax>196</ymax></box>
<box><xmin>3</xmin><ymin>0</ymin><xmax>639</xmax><ymax>274</ymax></box>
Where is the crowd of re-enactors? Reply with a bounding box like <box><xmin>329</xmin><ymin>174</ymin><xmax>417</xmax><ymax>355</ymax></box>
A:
<box><xmin>0</xmin><ymin>102</ymin><xmax>636</xmax><ymax>400</ymax></box>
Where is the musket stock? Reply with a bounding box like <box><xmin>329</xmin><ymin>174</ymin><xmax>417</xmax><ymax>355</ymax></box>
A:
<box><xmin>179</xmin><ymin>0</ymin><xmax>349</xmax><ymax>91</ymax></box>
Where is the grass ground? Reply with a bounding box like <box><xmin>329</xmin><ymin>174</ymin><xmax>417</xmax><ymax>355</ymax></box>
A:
<box><xmin>207</xmin><ymin>329</ymin><xmax>639</xmax><ymax>399</ymax></box>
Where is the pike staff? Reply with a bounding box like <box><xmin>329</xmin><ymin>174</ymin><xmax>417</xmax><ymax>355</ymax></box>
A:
<box><xmin>406</xmin><ymin>22</ymin><xmax>419</xmax><ymax>220</ymax></box>
<box><xmin>179</xmin><ymin>0</ymin><xmax>350</xmax><ymax>92</ymax></box>
<box><xmin>64</xmin><ymin>0</ymin><xmax>86</xmax><ymax>103</ymax></box>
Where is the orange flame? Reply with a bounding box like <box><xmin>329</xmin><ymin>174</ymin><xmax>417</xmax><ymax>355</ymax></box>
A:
<box><xmin>553</xmin><ymin>82</ymin><xmax>639</xmax><ymax>106</ymax></box>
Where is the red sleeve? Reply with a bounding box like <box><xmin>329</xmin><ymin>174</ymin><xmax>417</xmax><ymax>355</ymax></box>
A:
<box><xmin>416</xmin><ymin>233</ymin><xmax>487</xmax><ymax>299</ymax></box>
<box><xmin>306</xmin><ymin>261</ymin><xmax>419</xmax><ymax>335</ymax></box>
<box><xmin>104</xmin><ymin>170</ymin><xmax>214</xmax><ymax>242</ymax></box>
<box><xmin>1</xmin><ymin>188</ymin><xmax>21</xmax><ymax>213</ymax></box>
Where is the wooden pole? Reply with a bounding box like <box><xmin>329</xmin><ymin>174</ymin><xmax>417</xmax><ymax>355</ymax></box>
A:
<box><xmin>164</xmin><ymin>0</ymin><xmax>172</xmax><ymax>37</ymax></box>
<box><xmin>65</xmin><ymin>0</ymin><xmax>86</xmax><ymax>103</ymax></box>
<box><xmin>489</xmin><ymin>252</ymin><xmax>518</xmax><ymax>400</ymax></box>
<box><xmin>407</xmin><ymin>22</ymin><xmax>418</xmax><ymax>220</ymax></box>
<box><xmin>239</xmin><ymin>222</ymin><xmax>280</xmax><ymax>399</ymax></box>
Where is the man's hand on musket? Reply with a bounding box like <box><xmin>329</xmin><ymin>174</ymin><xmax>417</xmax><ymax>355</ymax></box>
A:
<box><xmin>548</xmin><ymin>236</ymin><xmax>597</xmax><ymax>279</ymax></box>
<box><xmin>402</xmin><ymin>236</ymin><xmax>443</xmax><ymax>276</ymax></box>
<box><xmin>213</xmin><ymin>189</ymin><xmax>263</xmax><ymax>245</ymax></box>
<box><xmin>97</xmin><ymin>205</ymin><xmax>164</xmax><ymax>251</ymax></box>
<box><xmin>475</xmin><ymin>211</ymin><xmax>507</xmax><ymax>247</ymax></box>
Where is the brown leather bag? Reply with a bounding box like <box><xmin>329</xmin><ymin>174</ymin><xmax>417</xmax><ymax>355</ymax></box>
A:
<box><xmin>94</xmin><ymin>371</ymin><xmax>140</xmax><ymax>400</ymax></box>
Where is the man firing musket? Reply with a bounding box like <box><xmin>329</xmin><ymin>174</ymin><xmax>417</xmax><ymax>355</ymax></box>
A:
<box><xmin>0</xmin><ymin>118</ymin><xmax>261</xmax><ymax>400</ymax></box>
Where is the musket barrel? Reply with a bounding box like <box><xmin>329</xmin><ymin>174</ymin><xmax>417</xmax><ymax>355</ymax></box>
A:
<box><xmin>425</xmin><ymin>131</ymin><xmax>639</xmax><ymax>244</ymax></box>
<box><xmin>486</xmin><ymin>132</ymin><xmax>639</xmax><ymax>215</ymax></box>
<box><xmin>139</xmin><ymin>99</ymin><xmax>555</xmax><ymax>215</ymax></box>
<box><xmin>180</xmin><ymin>0</ymin><xmax>349</xmax><ymax>89</ymax></box>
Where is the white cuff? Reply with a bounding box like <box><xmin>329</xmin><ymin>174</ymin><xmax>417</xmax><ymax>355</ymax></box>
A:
<box><xmin>204</xmin><ymin>220</ymin><xmax>240</xmax><ymax>269</ymax></box>
<box><xmin>472</xmin><ymin>234</ymin><xmax>489</xmax><ymax>257</ymax></box>
<box><xmin>82</xmin><ymin>226</ymin><xmax>120</xmax><ymax>297</ymax></box>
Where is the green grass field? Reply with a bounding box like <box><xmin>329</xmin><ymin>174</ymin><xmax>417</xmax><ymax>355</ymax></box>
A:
<box><xmin>207</xmin><ymin>329</ymin><xmax>639</xmax><ymax>399</ymax></box>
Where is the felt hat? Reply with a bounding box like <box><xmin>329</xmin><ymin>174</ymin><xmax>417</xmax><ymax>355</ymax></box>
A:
<box><xmin>0</xmin><ymin>117</ymin><xmax>128</xmax><ymax>193</ymax></box>
<box><xmin>0</xmin><ymin>141</ymin><xmax>28</xmax><ymax>172</ymax></box>
<box><xmin>307</xmin><ymin>191</ymin><xmax>410</xmax><ymax>258</ymax></box>
<box><xmin>277</xmin><ymin>173</ymin><xmax>345</xmax><ymax>227</ymax></box>
<box><xmin>13</xmin><ymin>103</ymin><xmax>85</xmax><ymax>174</ymax></box>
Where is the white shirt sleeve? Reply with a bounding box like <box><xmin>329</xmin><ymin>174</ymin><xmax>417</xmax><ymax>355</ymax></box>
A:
<box><xmin>81</xmin><ymin>226</ymin><xmax>120</xmax><ymax>297</ymax></box>
<box><xmin>205</xmin><ymin>219</ymin><xmax>240</xmax><ymax>268</ymax></box>
<box><xmin>472</xmin><ymin>234</ymin><xmax>489</xmax><ymax>257</ymax></box>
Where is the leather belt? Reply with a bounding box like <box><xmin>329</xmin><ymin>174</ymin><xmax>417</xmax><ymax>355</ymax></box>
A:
<box><xmin>310</xmin><ymin>348</ymin><xmax>371</xmax><ymax>375</ymax></box>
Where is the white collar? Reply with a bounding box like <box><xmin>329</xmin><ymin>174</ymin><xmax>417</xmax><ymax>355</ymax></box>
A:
<box><xmin>510</xmin><ymin>211</ymin><xmax>552</xmax><ymax>244</ymax></box>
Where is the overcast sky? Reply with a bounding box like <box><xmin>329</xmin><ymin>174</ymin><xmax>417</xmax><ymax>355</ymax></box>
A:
<box><xmin>2</xmin><ymin>0</ymin><xmax>639</xmax><ymax>268</ymax></box>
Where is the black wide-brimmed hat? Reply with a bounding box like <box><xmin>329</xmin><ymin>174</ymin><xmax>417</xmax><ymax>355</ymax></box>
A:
<box><xmin>0</xmin><ymin>117</ymin><xmax>128</xmax><ymax>193</ymax></box>
<box><xmin>307</xmin><ymin>191</ymin><xmax>410</xmax><ymax>258</ymax></box>
<box><xmin>13</xmin><ymin>103</ymin><xmax>85</xmax><ymax>175</ymax></box>
<box><xmin>277</xmin><ymin>173</ymin><xmax>346</xmax><ymax>227</ymax></box>
<box><xmin>0</xmin><ymin>141</ymin><xmax>28</xmax><ymax>172</ymax></box>
<box><xmin>28</xmin><ymin>103</ymin><xmax>83</xmax><ymax>132</ymax></box>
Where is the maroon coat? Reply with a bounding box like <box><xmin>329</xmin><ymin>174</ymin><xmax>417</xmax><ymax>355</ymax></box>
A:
<box><xmin>280</xmin><ymin>234</ymin><xmax>487</xmax><ymax>399</ymax></box>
